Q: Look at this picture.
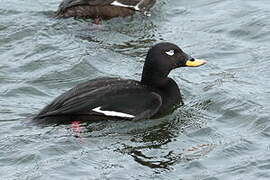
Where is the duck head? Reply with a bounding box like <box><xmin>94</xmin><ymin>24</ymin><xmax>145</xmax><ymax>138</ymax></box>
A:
<box><xmin>141</xmin><ymin>42</ymin><xmax>207</xmax><ymax>85</ymax></box>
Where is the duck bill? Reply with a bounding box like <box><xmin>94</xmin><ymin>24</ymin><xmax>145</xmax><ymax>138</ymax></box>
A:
<box><xmin>185</xmin><ymin>59</ymin><xmax>207</xmax><ymax>67</ymax></box>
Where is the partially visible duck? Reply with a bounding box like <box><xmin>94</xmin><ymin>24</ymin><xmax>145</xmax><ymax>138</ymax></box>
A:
<box><xmin>33</xmin><ymin>42</ymin><xmax>207</xmax><ymax>125</ymax></box>
<box><xmin>55</xmin><ymin>0</ymin><xmax>156</xmax><ymax>20</ymax></box>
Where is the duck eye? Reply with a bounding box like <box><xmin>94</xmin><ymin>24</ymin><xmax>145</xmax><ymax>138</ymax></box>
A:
<box><xmin>165</xmin><ymin>50</ymin><xmax>175</xmax><ymax>56</ymax></box>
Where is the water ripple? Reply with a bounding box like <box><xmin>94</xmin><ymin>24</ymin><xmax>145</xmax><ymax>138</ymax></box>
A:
<box><xmin>1</xmin><ymin>0</ymin><xmax>270</xmax><ymax>179</ymax></box>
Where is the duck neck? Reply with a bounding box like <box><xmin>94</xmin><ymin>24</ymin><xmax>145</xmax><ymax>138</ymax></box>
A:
<box><xmin>141</xmin><ymin>73</ymin><xmax>182</xmax><ymax>110</ymax></box>
<box><xmin>141</xmin><ymin>69</ymin><xmax>169</xmax><ymax>88</ymax></box>
<box><xmin>140</xmin><ymin>57</ymin><xmax>170</xmax><ymax>87</ymax></box>
<box><xmin>141</xmin><ymin>66</ymin><xmax>182</xmax><ymax>112</ymax></box>
<box><xmin>141</xmin><ymin>72</ymin><xmax>179</xmax><ymax>95</ymax></box>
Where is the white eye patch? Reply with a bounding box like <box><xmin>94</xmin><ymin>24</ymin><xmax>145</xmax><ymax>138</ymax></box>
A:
<box><xmin>165</xmin><ymin>50</ymin><xmax>175</xmax><ymax>56</ymax></box>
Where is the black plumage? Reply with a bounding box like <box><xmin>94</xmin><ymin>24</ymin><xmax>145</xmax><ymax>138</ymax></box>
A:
<box><xmin>55</xmin><ymin>0</ymin><xmax>156</xmax><ymax>19</ymax></box>
<box><xmin>34</xmin><ymin>42</ymin><xmax>207</xmax><ymax>124</ymax></box>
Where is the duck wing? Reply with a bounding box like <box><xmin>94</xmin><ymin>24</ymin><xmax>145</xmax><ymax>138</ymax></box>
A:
<box><xmin>59</xmin><ymin>0</ymin><xmax>114</xmax><ymax>10</ymax></box>
<box><xmin>56</xmin><ymin>0</ymin><xmax>156</xmax><ymax>18</ymax></box>
<box><xmin>58</xmin><ymin>0</ymin><xmax>153</xmax><ymax>12</ymax></box>
<box><xmin>36</xmin><ymin>78</ymin><xmax>162</xmax><ymax>120</ymax></box>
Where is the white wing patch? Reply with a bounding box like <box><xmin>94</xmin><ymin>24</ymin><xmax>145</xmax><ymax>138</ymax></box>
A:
<box><xmin>165</xmin><ymin>50</ymin><xmax>175</xmax><ymax>56</ymax></box>
<box><xmin>92</xmin><ymin>106</ymin><xmax>135</xmax><ymax>118</ymax></box>
<box><xmin>111</xmin><ymin>1</ymin><xmax>140</xmax><ymax>11</ymax></box>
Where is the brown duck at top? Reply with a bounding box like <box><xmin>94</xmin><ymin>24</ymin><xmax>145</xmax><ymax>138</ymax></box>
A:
<box><xmin>55</xmin><ymin>0</ymin><xmax>156</xmax><ymax>20</ymax></box>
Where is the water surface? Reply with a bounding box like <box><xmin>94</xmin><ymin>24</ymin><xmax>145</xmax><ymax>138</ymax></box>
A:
<box><xmin>1</xmin><ymin>0</ymin><xmax>270</xmax><ymax>179</ymax></box>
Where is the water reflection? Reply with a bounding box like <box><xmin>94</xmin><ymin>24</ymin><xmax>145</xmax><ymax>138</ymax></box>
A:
<box><xmin>63</xmin><ymin>97</ymin><xmax>215</xmax><ymax>169</ymax></box>
<box><xmin>73</xmin><ymin>15</ymin><xmax>158</xmax><ymax>58</ymax></box>
<box><xmin>1</xmin><ymin>0</ymin><xmax>270</xmax><ymax>179</ymax></box>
